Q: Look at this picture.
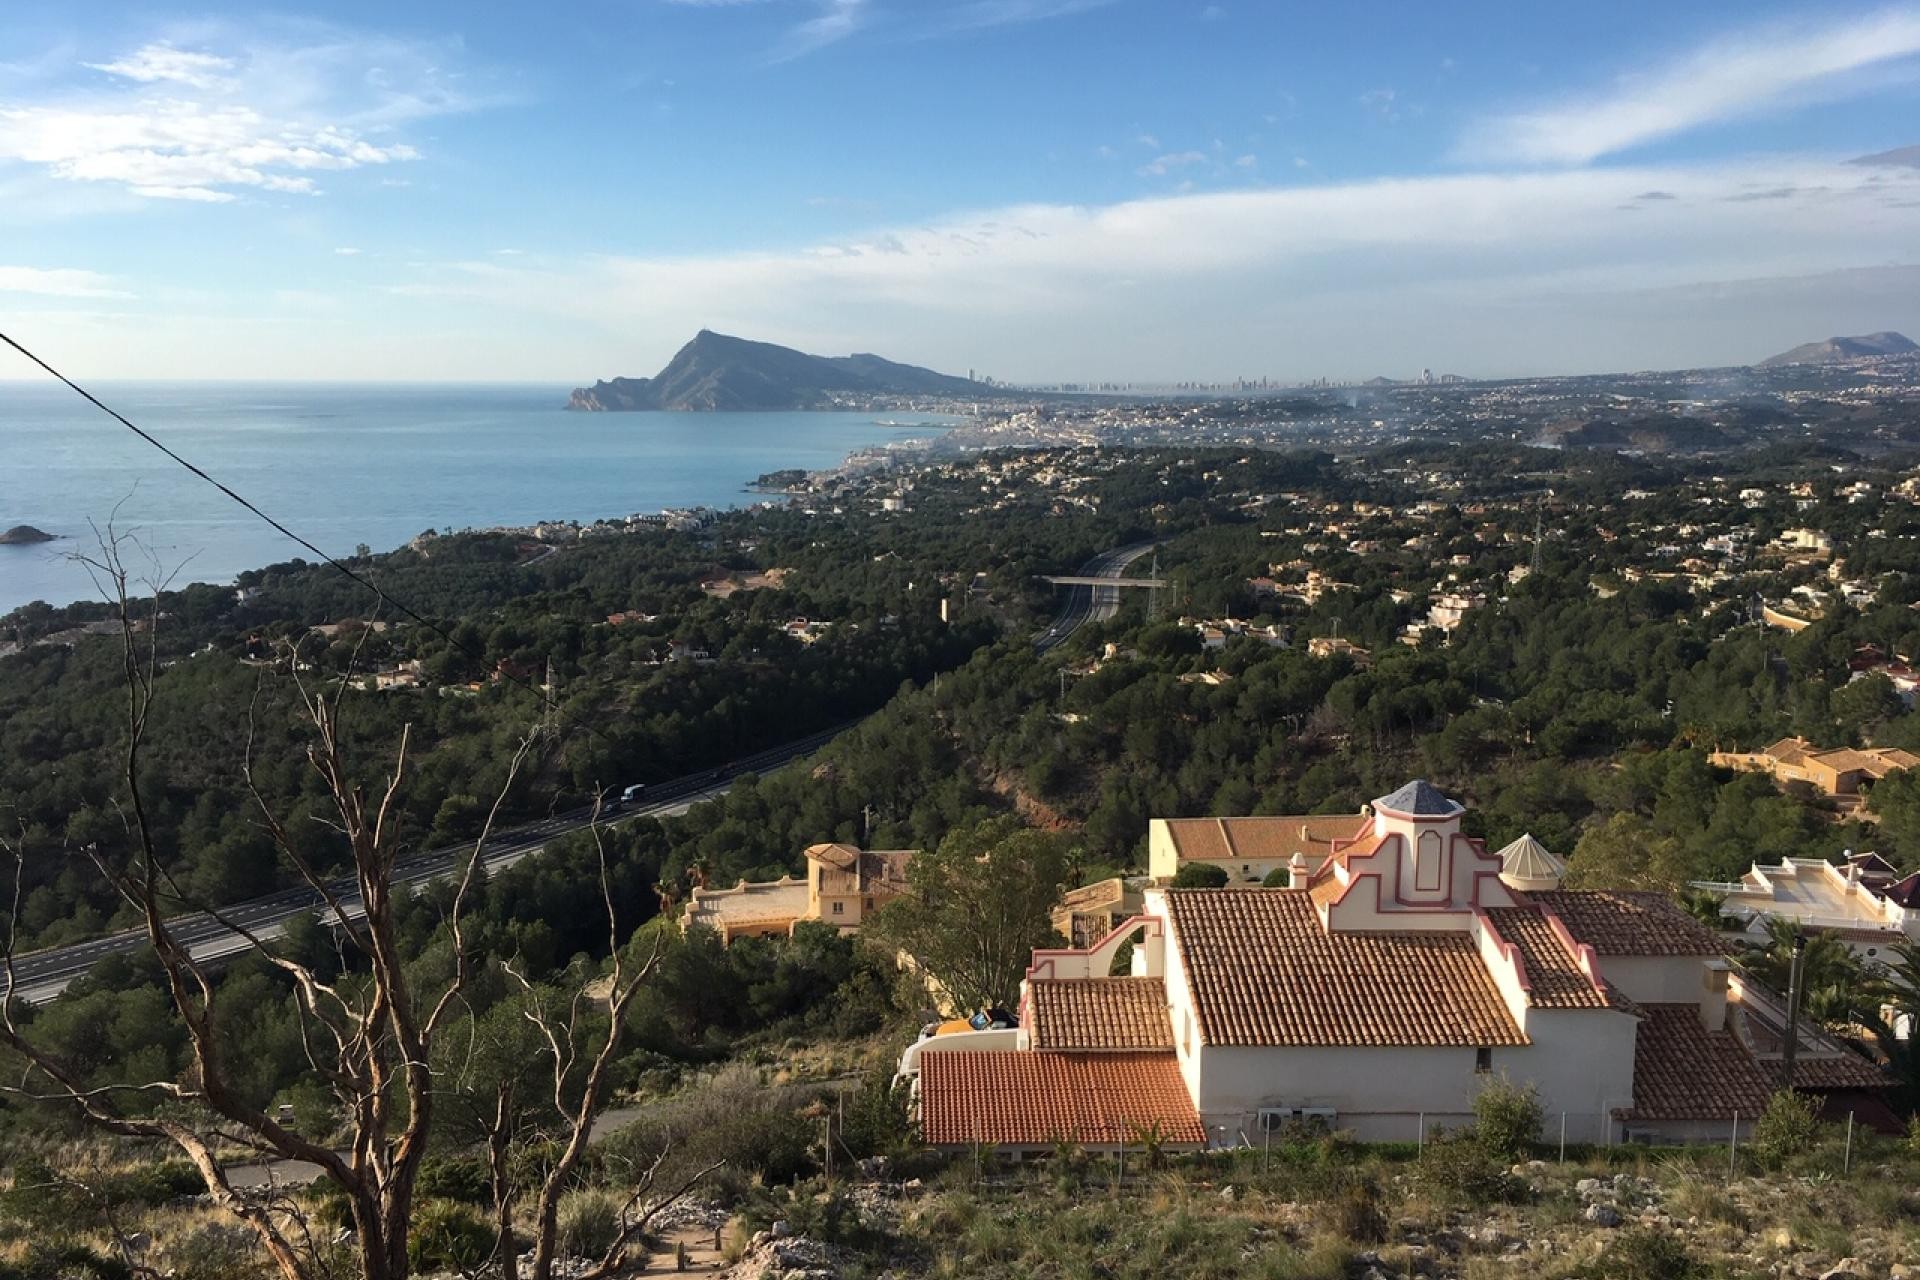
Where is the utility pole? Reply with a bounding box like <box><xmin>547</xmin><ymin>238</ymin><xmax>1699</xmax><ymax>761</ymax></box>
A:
<box><xmin>1780</xmin><ymin>933</ymin><xmax>1807</xmax><ymax>1090</ymax></box>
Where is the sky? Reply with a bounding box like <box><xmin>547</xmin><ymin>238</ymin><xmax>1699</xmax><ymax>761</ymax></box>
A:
<box><xmin>2</xmin><ymin>1</ymin><xmax>1920</xmax><ymax>384</ymax></box>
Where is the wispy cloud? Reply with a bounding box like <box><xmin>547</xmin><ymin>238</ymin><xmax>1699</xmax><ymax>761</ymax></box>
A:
<box><xmin>922</xmin><ymin>0</ymin><xmax>1116</xmax><ymax>37</ymax></box>
<box><xmin>1461</xmin><ymin>8</ymin><xmax>1920</xmax><ymax>165</ymax></box>
<box><xmin>769</xmin><ymin>0</ymin><xmax>869</xmax><ymax>62</ymax></box>
<box><xmin>0</xmin><ymin>264</ymin><xmax>129</xmax><ymax>297</ymax></box>
<box><xmin>84</xmin><ymin>44</ymin><xmax>236</xmax><ymax>90</ymax></box>
<box><xmin>377</xmin><ymin>153</ymin><xmax>1920</xmax><ymax>381</ymax></box>
<box><xmin>0</xmin><ymin>26</ymin><xmax>489</xmax><ymax>202</ymax></box>
<box><xmin>1138</xmin><ymin>149</ymin><xmax>1207</xmax><ymax>176</ymax></box>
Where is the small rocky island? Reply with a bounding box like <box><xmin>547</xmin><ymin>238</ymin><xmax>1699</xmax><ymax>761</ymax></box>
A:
<box><xmin>0</xmin><ymin>525</ymin><xmax>56</xmax><ymax>545</ymax></box>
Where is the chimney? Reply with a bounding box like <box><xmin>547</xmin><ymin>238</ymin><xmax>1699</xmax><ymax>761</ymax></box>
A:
<box><xmin>1288</xmin><ymin>851</ymin><xmax>1310</xmax><ymax>890</ymax></box>
<box><xmin>1699</xmin><ymin>959</ymin><xmax>1730</xmax><ymax>1033</ymax></box>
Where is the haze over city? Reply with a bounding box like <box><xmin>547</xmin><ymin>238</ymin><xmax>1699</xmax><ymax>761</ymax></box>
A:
<box><xmin>4</xmin><ymin>0</ymin><xmax>1920</xmax><ymax>384</ymax></box>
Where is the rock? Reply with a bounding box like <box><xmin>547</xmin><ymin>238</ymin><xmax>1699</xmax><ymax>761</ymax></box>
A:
<box><xmin>1220</xmin><ymin>1184</ymin><xmax>1239</xmax><ymax>1201</ymax></box>
<box><xmin>1575</xmin><ymin>1178</ymin><xmax>1604</xmax><ymax>1196</ymax></box>
<box><xmin>0</xmin><ymin>525</ymin><xmax>55</xmax><ymax>545</ymax></box>
<box><xmin>1817</xmin><ymin>1264</ymin><xmax>1864</xmax><ymax>1280</ymax></box>
<box><xmin>769</xmin><ymin>1220</ymin><xmax>793</xmax><ymax>1240</ymax></box>
<box><xmin>1583</xmin><ymin>1204</ymin><xmax>1622</xmax><ymax>1228</ymax></box>
<box><xmin>902</xmin><ymin>1177</ymin><xmax>924</xmax><ymax>1195</ymax></box>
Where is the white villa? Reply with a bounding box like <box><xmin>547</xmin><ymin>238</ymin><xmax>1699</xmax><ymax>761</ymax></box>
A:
<box><xmin>913</xmin><ymin>782</ymin><xmax>1887</xmax><ymax>1152</ymax></box>
<box><xmin>1692</xmin><ymin>854</ymin><xmax>1920</xmax><ymax>966</ymax></box>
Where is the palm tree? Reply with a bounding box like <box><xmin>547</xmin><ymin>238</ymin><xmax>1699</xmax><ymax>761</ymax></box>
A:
<box><xmin>1739</xmin><ymin>917</ymin><xmax>1868</xmax><ymax>1028</ymax></box>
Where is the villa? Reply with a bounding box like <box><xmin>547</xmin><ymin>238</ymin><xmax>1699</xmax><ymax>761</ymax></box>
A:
<box><xmin>1147</xmin><ymin>812</ymin><xmax>1371</xmax><ymax>885</ymax></box>
<box><xmin>913</xmin><ymin>782</ymin><xmax>1887</xmax><ymax>1152</ymax></box>
<box><xmin>1692</xmin><ymin>853</ymin><xmax>1920</xmax><ymax>965</ymax></box>
<box><xmin>681</xmin><ymin>842</ymin><xmax>913</xmax><ymax>944</ymax></box>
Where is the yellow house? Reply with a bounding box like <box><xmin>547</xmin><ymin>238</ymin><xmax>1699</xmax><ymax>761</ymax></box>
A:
<box><xmin>1147</xmin><ymin>812</ymin><xmax>1370</xmax><ymax>884</ymax></box>
<box><xmin>682</xmin><ymin>842</ymin><xmax>914</xmax><ymax>943</ymax></box>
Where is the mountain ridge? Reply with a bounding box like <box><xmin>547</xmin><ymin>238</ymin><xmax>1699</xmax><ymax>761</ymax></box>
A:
<box><xmin>568</xmin><ymin>330</ymin><xmax>991</xmax><ymax>411</ymax></box>
<box><xmin>1757</xmin><ymin>331</ymin><xmax>1917</xmax><ymax>367</ymax></box>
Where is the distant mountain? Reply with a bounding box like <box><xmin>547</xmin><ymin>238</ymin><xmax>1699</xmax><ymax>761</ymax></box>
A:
<box><xmin>1757</xmin><ymin>332</ymin><xmax>1917</xmax><ymax>367</ymax></box>
<box><xmin>568</xmin><ymin>330</ymin><xmax>991</xmax><ymax>411</ymax></box>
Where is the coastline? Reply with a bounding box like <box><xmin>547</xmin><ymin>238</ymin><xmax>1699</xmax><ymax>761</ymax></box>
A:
<box><xmin>0</xmin><ymin>395</ymin><xmax>969</xmax><ymax>618</ymax></box>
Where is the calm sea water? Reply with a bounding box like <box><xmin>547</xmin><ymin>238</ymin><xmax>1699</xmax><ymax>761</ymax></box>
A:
<box><xmin>0</xmin><ymin>382</ymin><xmax>956</xmax><ymax>614</ymax></box>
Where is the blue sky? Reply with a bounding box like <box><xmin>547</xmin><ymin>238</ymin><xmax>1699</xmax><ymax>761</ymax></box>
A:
<box><xmin>3</xmin><ymin>1</ymin><xmax>1920</xmax><ymax>382</ymax></box>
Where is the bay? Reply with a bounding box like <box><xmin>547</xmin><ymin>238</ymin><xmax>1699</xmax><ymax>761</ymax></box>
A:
<box><xmin>0</xmin><ymin>382</ymin><xmax>957</xmax><ymax>615</ymax></box>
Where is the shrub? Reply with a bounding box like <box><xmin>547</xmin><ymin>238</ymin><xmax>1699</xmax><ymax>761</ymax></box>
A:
<box><xmin>1414</xmin><ymin>1127</ymin><xmax>1524</xmax><ymax>1205</ymax></box>
<box><xmin>115</xmin><ymin>1159</ymin><xmax>204</xmax><ymax>1206</ymax></box>
<box><xmin>1905</xmin><ymin>1114</ymin><xmax>1920</xmax><ymax>1158</ymax></box>
<box><xmin>559</xmin><ymin>1189</ymin><xmax>622</xmax><ymax>1260</ymax></box>
<box><xmin>1171</xmin><ymin>863</ymin><xmax>1230</xmax><ymax>889</ymax></box>
<box><xmin>418</xmin><ymin>1155</ymin><xmax>492</xmax><ymax>1205</ymax></box>
<box><xmin>1261</xmin><ymin>868</ymin><xmax>1291</xmax><ymax>888</ymax></box>
<box><xmin>837</xmin><ymin>1072</ymin><xmax>918</xmax><ymax>1160</ymax></box>
<box><xmin>1749</xmin><ymin>1090</ymin><xmax>1819</xmax><ymax>1172</ymax></box>
<box><xmin>1329</xmin><ymin>1177</ymin><xmax>1387</xmax><ymax>1244</ymax></box>
<box><xmin>158</xmin><ymin>1224</ymin><xmax>260</xmax><ymax>1280</ymax></box>
<box><xmin>1473</xmin><ymin>1075</ymin><xmax>1544</xmax><ymax>1161</ymax></box>
<box><xmin>1592</xmin><ymin>1228</ymin><xmax>1700</xmax><ymax>1280</ymax></box>
<box><xmin>408</xmin><ymin>1198</ymin><xmax>494</xmax><ymax>1274</ymax></box>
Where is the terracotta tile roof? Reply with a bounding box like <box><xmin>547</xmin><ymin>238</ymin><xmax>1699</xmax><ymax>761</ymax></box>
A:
<box><xmin>1164</xmin><ymin>890</ymin><xmax>1527</xmax><ymax>1047</ymax></box>
<box><xmin>1159</xmin><ymin>813</ymin><xmax>1369</xmax><ymax>867</ymax></box>
<box><xmin>1625</xmin><ymin>1004</ymin><xmax>1775</xmax><ymax>1120</ymax></box>
<box><xmin>918</xmin><ymin>1051</ymin><xmax>1205</xmax><ymax>1147</ymax></box>
<box><xmin>1785</xmin><ymin>1054</ymin><xmax>1890</xmax><ymax>1091</ymax></box>
<box><xmin>1028</xmin><ymin>978</ymin><xmax>1173</xmax><ymax>1051</ymax></box>
<box><xmin>1484</xmin><ymin>907</ymin><xmax>1614</xmax><ymax>1010</ymax></box>
<box><xmin>1526</xmin><ymin>891</ymin><xmax>1726</xmax><ymax>956</ymax></box>
<box><xmin>1765</xmin><ymin>737</ymin><xmax>1811</xmax><ymax>766</ymax></box>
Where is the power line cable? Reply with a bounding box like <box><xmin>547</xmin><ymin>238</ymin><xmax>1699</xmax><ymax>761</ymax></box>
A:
<box><xmin>0</xmin><ymin>330</ymin><xmax>616</xmax><ymax>747</ymax></box>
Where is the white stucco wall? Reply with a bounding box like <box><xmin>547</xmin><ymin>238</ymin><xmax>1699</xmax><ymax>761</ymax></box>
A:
<box><xmin>1602</xmin><ymin>956</ymin><xmax>1715</xmax><ymax>1005</ymax></box>
<box><xmin>1188</xmin><ymin>1012</ymin><xmax>1636</xmax><ymax>1145</ymax></box>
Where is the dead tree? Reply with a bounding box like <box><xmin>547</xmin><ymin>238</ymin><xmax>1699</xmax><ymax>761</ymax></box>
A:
<box><xmin>0</xmin><ymin>535</ymin><xmax>534</xmax><ymax>1280</ymax></box>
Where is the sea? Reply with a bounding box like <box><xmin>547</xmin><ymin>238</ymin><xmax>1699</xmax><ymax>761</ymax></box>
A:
<box><xmin>0</xmin><ymin>382</ymin><xmax>960</xmax><ymax>615</ymax></box>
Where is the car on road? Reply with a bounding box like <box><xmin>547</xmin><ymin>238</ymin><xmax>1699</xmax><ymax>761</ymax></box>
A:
<box><xmin>620</xmin><ymin>783</ymin><xmax>646</xmax><ymax>806</ymax></box>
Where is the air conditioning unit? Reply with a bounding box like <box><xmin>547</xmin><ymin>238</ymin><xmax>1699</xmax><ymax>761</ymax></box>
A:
<box><xmin>1257</xmin><ymin>1105</ymin><xmax>1338</xmax><ymax>1132</ymax></box>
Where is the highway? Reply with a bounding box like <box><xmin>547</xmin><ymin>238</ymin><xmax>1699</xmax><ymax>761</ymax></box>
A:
<box><xmin>8</xmin><ymin>541</ymin><xmax>1147</xmax><ymax>1006</ymax></box>
<box><xmin>3</xmin><ymin>725</ymin><xmax>847</xmax><ymax>1006</ymax></box>
<box><xmin>1036</xmin><ymin>540</ymin><xmax>1159</xmax><ymax>653</ymax></box>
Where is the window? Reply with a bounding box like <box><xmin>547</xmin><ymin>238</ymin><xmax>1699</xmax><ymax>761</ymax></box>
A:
<box><xmin>1415</xmin><ymin>829</ymin><xmax>1444</xmax><ymax>892</ymax></box>
<box><xmin>831</xmin><ymin>901</ymin><xmax>844</xmax><ymax>915</ymax></box>
<box><xmin>1474</xmin><ymin>1047</ymin><xmax>1493</xmax><ymax>1073</ymax></box>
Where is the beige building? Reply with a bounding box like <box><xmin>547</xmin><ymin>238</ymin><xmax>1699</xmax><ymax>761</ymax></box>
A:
<box><xmin>915</xmin><ymin>782</ymin><xmax>1887</xmax><ymax>1152</ymax></box>
<box><xmin>1711</xmin><ymin>737</ymin><xmax>1919</xmax><ymax>800</ymax></box>
<box><xmin>681</xmin><ymin>843</ymin><xmax>913</xmax><ymax>944</ymax></box>
<box><xmin>1147</xmin><ymin>812</ymin><xmax>1370</xmax><ymax>884</ymax></box>
<box><xmin>1051</xmin><ymin>877</ymin><xmax>1146</xmax><ymax>948</ymax></box>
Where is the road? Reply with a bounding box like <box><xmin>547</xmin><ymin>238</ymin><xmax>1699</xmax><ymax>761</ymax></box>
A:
<box><xmin>8</xmin><ymin>539</ymin><xmax>1147</xmax><ymax>1006</ymax></box>
<box><xmin>1035</xmin><ymin>541</ymin><xmax>1159</xmax><ymax>653</ymax></box>
<box><xmin>4</xmin><ymin>725</ymin><xmax>848</xmax><ymax>1006</ymax></box>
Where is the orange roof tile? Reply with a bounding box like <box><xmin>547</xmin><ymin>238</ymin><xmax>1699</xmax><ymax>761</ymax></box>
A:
<box><xmin>918</xmin><ymin>1051</ymin><xmax>1205</xmax><ymax>1147</ymax></box>
<box><xmin>1625</xmin><ymin>1004</ymin><xmax>1775</xmax><ymax>1120</ymax></box>
<box><xmin>1527</xmin><ymin>891</ymin><xmax>1726</xmax><ymax>957</ymax></box>
<box><xmin>1160</xmin><ymin>813</ymin><xmax>1369</xmax><ymax>867</ymax></box>
<box><xmin>1028</xmin><ymin>978</ymin><xmax>1173</xmax><ymax>1052</ymax></box>
<box><xmin>1165</xmin><ymin>890</ymin><xmax>1527</xmax><ymax>1048</ymax></box>
<box><xmin>1485</xmin><ymin>907</ymin><xmax>1615</xmax><ymax>1010</ymax></box>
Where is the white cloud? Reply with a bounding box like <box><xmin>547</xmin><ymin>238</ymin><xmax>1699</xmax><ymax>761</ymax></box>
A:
<box><xmin>366</xmin><ymin>153</ymin><xmax>1919</xmax><ymax>382</ymax></box>
<box><xmin>86</xmin><ymin>44</ymin><xmax>236</xmax><ymax>90</ymax></box>
<box><xmin>1462</xmin><ymin>8</ymin><xmax>1920</xmax><ymax>165</ymax></box>
<box><xmin>334</xmin><ymin>246</ymin><xmax>361</xmax><ymax>255</ymax></box>
<box><xmin>0</xmin><ymin>28</ymin><xmax>475</xmax><ymax>202</ymax></box>
<box><xmin>0</xmin><ymin>265</ymin><xmax>129</xmax><ymax>297</ymax></box>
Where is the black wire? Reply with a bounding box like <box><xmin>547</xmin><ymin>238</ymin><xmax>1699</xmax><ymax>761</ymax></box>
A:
<box><xmin>0</xmin><ymin>330</ymin><xmax>611</xmax><ymax>746</ymax></box>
